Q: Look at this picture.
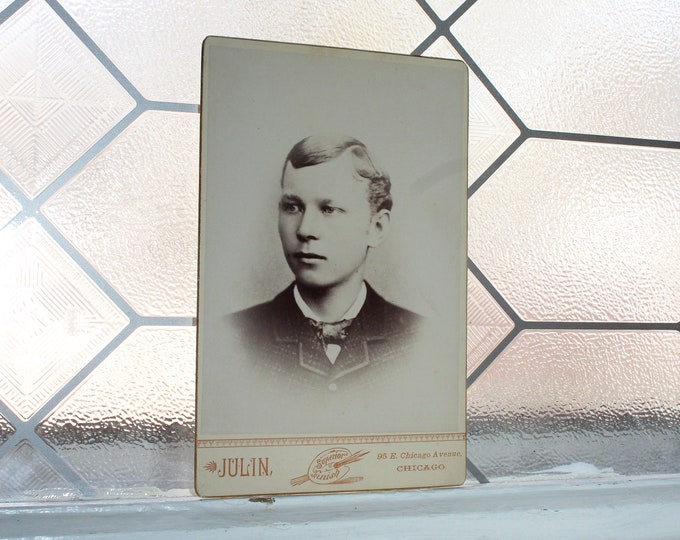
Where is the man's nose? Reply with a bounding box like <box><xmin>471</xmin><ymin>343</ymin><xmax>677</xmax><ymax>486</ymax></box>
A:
<box><xmin>296</xmin><ymin>209</ymin><xmax>320</xmax><ymax>240</ymax></box>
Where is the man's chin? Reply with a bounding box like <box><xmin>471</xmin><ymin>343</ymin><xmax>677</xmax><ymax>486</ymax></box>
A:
<box><xmin>294</xmin><ymin>276</ymin><xmax>331</xmax><ymax>290</ymax></box>
<box><xmin>291</xmin><ymin>268</ymin><xmax>340</xmax><ymax>290</ymax></box>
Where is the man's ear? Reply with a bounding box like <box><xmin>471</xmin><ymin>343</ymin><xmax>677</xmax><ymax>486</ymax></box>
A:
<box><xmin>367</xmin><ymin>209</ymin><xmax>391</xmax><ymax>248</ymax></box>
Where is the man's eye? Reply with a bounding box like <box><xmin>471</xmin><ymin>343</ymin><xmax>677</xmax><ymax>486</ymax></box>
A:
<box><xmin>321</xmin><ymin>206</ymin><xmax>342</xmax><ymax>215</ymax></box>
<box><xmin>281</xmin><ymin>202</ymin><xmax>301</xmax><ymax>213</ymax></box>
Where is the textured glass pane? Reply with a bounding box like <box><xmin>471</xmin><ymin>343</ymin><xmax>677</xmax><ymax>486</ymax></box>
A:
<box><xmin>0</xmin><ymin>440</ymin><xmax>80</xmax><ymax>501</ymax></box>
<box><xmin>0</xmin><ymin>219</ymin><xmax>128</xmax><ymax>420</ymax></box>
<box><xmin>42</xmin><ymin>111</ymin><xmax>199</xmax><ymax>317</ymax></box>
<box><xmin>453</xmin><ymin>0</ymin><xmax>680</xmax><ymax>140</ymax></box>
<box><xmin>0</xmin><ymin>412</ymin><xmax>14</xmax><ymax>445</ymax></box>
<box><xmin>37</xmin><ymin>327</ymin><xmax>195</xmax><ymax>494</ymax></box>
<box><xmin>467</xmin><ymin>271</ymin><xmax>513</xmax><ymax>376</ymax></box>
<box><xmin>0</xmin><ymin>182</ymin><xmax>21</xmax><ymax>228</ymax></box>
<box><xmin>469</xmin><ymin>140</ymin><xmax>680</xmax><ymax>322</ymax></box>
<box><xmin>424</xmin><ymin>37</ymin><xmax>520</xmax><ymax>184</ymax></box>
<box><xmin>469</xmin><ymin>331</ymin><xmax>680</xmax><ymax>478</ymax></box>
<box><xmin>0</xmin><ymin>0</ymin><xmax>135</xmax><ymax>198</ymax></box>
<box><xmin>59</xmin><ymin>0</ymin><xmax>435</xmax><ymax>103</ymax></box>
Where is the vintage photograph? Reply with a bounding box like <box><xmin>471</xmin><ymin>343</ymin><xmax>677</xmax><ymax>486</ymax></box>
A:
<box><xmin>196</xmin><ymin>37</ymin><xmax>468</xmax><ymax>497</ymax></box>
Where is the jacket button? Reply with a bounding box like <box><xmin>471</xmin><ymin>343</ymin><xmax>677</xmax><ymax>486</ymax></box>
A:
<box><xmin>328</xmin><ymin>383</ymin><xmax>337</xmax><ymax>392</ymax></box>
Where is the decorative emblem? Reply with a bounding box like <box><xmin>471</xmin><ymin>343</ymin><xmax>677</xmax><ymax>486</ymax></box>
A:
<box><xmin>291</xmin><ymin>448</ymin><xmax>368</xmax><ymax>486</ymax></box>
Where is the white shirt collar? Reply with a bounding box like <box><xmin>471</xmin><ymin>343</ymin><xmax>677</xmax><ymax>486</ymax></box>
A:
<box><xmin>293</xmin><ymin>282</ymin><xmax>367</xmax><ymax>322</ymax></box>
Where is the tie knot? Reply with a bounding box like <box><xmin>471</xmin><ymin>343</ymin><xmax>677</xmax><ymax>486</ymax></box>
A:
<box><xmin>307</xmin><ymin>318</ymin><xmax>355</xmax><ymax>345</ymax></box>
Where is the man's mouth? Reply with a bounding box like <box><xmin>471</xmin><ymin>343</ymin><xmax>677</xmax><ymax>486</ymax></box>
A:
<box><xmin>294</xmin><ymin>252</ymin><xmax>326</xmax><ymax>261</ymax></box>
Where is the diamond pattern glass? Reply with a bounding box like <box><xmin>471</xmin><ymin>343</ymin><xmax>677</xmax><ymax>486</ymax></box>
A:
<box><xmin>452</xmin><ymin>0</ymin><xmax>680</xmax><ymax>140</ymax></box>
<box><xmin>469</xmin><ymin>139</ymin><xmax>680</xmax><ymax>322</ymax></box>
<box><xmin>0</xmin><ymin>182</ymin><xmax>21</xmax><ymax>228</ymax></box>
<box><xmin>59</xmin><ymin>0</ymin><xmax>435</xmax><ymax>104</ymax></box>
<box><xmin>424</xmin><ymin>37</ymin><xmax>520</xmax><ymax>184</ymax></box>
<box><xmin>468</xmin><ymin>330</ymin><xmax>680</xmax><ymax>478</ymax></box>
<box><xmin>42</xmin><ymin>111</ymin><xmax>199</xmax><ymax>317</ymax></box>
<box><xmin>0</xmin><ymin>0</ymin><xmax>135</xmax><ymax>198</ymax></box>
<box><xmin>0</xmin><ymin>440</ymin><xmax>79</xmax><ymax>500</ymax></box>
<box><xmin>0</xmin><ymin>218</ymin><xmax>128</xmax><ymax>420</ymax></box>
<box><xmin>466</xmin><ymin>271</ymin><xmax>514</xmax><ymax>376</ymax></box>
<box><xmin>37</xmin><ymin>327</ymin><xmax>196</xmax><ymax>493</ymax></box>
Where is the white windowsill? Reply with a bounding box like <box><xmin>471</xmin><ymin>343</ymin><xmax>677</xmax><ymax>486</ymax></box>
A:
<box><xmin>2</xmin><ymin>475</ymin><xmax>679</xmax><ymax>539</ymax></box>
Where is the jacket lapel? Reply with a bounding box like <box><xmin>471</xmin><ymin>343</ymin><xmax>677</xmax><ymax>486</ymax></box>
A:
<box><xmin>270</xmin><ymin>282</ymin><xmax>392</xmax><ymax>380</ymax></box>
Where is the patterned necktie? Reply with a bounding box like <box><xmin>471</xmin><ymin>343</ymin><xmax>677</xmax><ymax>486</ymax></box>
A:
<box><xmin>306</xmin><ymin>318</ymin><xmax>355</xmax><ymax>347</ymax></box>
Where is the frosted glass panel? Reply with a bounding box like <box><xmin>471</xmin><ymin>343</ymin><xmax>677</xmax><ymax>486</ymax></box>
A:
<box><xmin>0</xmin><ymin>441</ymin><xmax>79</xmax><ymax>501</ymax></box>
<box><xmin>0</xmin><ymin>182</ymin><xmax>21</xmax><ymax>227</ymax></box>
<box><xmin>423</xmin><ymin>37</ymin><xmax>519</xmax><ymax>185</ymax></box>
<box><xmin>0</xmin><ymin>0</ymin><xmax>135</xmax><ymax>198</ymax></box>
<box><xmin>42</xmin><ymin>111</ymin><xmax>200</xmax><ymax>317</ymax></box>
<box><xmin>59</xmin><ymin>0</ymin><xmax>435</xmax><ymax>103</ymax></box>
<box><xmin>467</xmin><ymin>271</ymin><xmax>513</xmax><ymax>376</ymax></box>
<box><xmin>469</xmin><ymin>140</ymin><xmax>680</xmax><ymax>322</ymax></box>
<box><xmin>423</xmin><ymin>37</ymin><xmax>520</xmax><ymax>184</ymax></box>
<box><xmin>468</xmin><ymin>330</ymin><xmax>680</xmax><ymax>478</ymax></box>
<box><xmin>37</xmin><ymin>327</ymin><xmax>196</xmax><ymax>493</ymax></box>
<box><xmin>453</xmin><ymin>0</ymin><xmax>680</xmax><ymax>139</ymax></box>
<box><xmin>0</xmin><ymin>219</ymin><xmax>128</xmax><ymax>420</ymax></box>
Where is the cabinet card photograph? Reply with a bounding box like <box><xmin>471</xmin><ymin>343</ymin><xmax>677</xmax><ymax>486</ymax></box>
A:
<box><xmin>195</xmin><ymin>37</ymin><xmax>468</xmax><ymax>497</ymax></box>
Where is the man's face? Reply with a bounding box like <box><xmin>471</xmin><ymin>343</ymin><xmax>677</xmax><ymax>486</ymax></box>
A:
<box><xmin>278</xmin><ymin>153</ymin><xmax>387</xmax><ymax>290</ymax></box>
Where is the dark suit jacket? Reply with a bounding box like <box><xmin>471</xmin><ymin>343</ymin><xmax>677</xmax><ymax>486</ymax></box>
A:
<box><xmin>228</xmin><ymin>282</ymin><xmax>424</xmax><ymax>391</ymax></box>
<box><xmin>202</xmin><ymin>282</ymin><xmax>460</xmax><ymax>435</ymax></box>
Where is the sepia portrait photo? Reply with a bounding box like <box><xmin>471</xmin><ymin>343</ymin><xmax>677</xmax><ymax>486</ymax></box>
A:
<box><xmin>196</xmin><ymin>37</ymin><xmax>468</xmax><ymax>497</ymax></box>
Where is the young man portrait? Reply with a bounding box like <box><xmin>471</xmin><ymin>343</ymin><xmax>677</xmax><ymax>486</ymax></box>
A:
<box><xmin>197</xmin><ymin>41</ymin><xmax>467</xmax><ymax>493</ymax></box>
<box><xmin>227</xmin><ymin>134</ymin><xmax>425</xmax><ymax>393</ymax></box>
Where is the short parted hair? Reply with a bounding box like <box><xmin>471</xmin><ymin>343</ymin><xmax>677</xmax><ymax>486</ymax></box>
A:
<box><xmin>282</xmin><ymin>134</ymin><xmax>393</xmax><ymax>213</ymax></box>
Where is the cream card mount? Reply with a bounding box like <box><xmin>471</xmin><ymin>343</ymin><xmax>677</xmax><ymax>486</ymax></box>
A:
<box><xmin>196</xmin><ymin>36</ymin><xmax>468</xmax><ymax>497</ymax></box>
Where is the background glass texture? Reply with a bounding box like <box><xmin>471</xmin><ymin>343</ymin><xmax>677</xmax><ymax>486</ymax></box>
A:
<box><xmin>0</xmin><ymin>0</ymin><xmax>677</xmax><ymax>499</ymax></box>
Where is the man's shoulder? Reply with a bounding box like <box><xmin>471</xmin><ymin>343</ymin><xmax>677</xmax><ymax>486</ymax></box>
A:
<box><xmin>363</xmin><ymin>284</ymin><xmax>425</xmax><ymax>337</ymax></box>
<box><xmin>227</xmin><ymin>282</ymin><xmax>425</xmax><ymax>338</ymax></box>
<box><xmin>228</xmin><ymin>285</ymin><xmax>295</xmax><ymax>325</ymax></box>
<box><xmin>229</xmin><ymin>298</ymin><xmax>276</xmax><ymax>324</ymax></box>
